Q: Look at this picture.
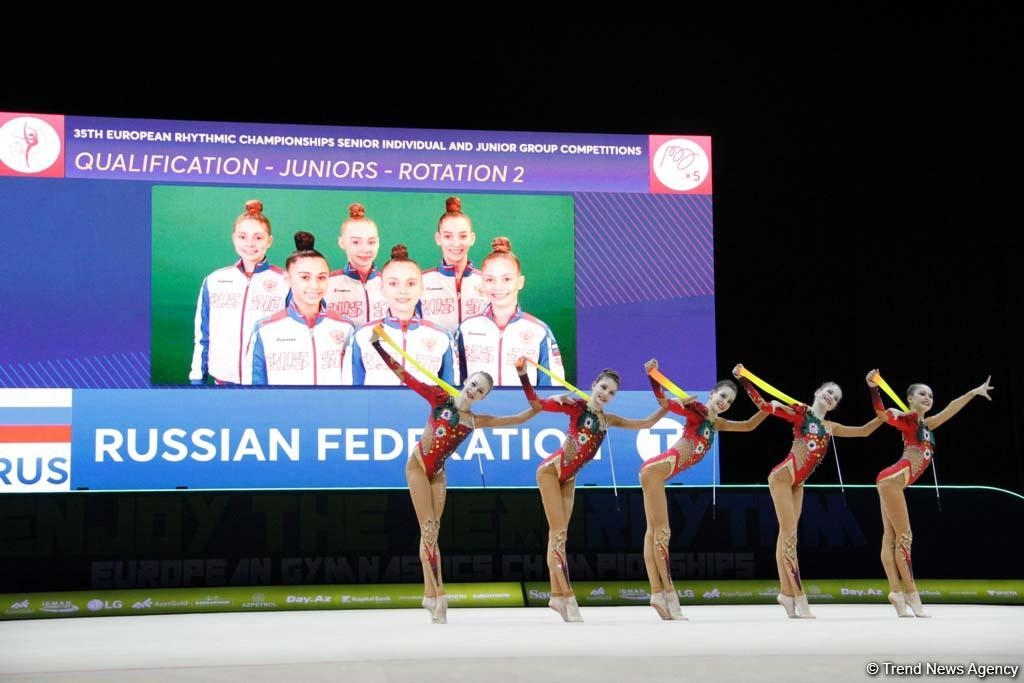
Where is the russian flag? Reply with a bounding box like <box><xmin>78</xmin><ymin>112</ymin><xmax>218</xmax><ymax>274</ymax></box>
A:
<box><xmin>0</xmin><ymin>389</ymin><xmax>72</xmax><ymax>492</ymax></box>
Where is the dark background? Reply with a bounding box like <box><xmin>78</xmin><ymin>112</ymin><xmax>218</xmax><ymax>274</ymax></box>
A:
<box><xmin>3</xmin><ymin>26</ymin><xmax>1020</xmax><ymax>592</ymax></box>
<box><xmin>5</xmin><ymin>27</ymin><xmax>1015</xmax><ymax>492</ymax></box>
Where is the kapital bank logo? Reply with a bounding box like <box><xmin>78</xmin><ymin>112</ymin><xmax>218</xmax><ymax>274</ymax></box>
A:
<box><xmin>0</xmin><ymin>113</ymin><xmax>64</xmax><ymax>176</ymax></box>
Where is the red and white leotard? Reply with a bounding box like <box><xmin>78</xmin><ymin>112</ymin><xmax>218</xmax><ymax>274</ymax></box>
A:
<box><xmin>520</xmin><ymin>372</ymin><xmax>605</xmax><ymax>484</ymax></box>
<box><xmin>372</xmin><ymin>339</ymin><xmax>472</xmax><ymax>481</ymax></box>
<box><xmin>740</xmin><ymin>377</ymin><xmax>830</xmax><ymax>486</ymax></box>
<box><xmin>639</xmin><ymin>375</ymin><xmax>715</xmax><ymax>479</ymax></box>
<box><xmin>872</xmin><ymin>386</ymin><xmax>936</xmax><ymax>487</ymax></box>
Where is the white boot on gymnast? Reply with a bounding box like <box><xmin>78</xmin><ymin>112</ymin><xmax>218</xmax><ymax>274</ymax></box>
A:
<box><xmin>888</xmin><ymin>591</ymin><xmax>912</xmax><ymax>618</ymax></box>
<box><xmin>664</xmin><ymin>589</ymin><xmax>687</xmax><ymax>621</ymax></box>
<box><xmin>650</xmin><ymin>591</ymin><xmax>671</xmax><ymax>620</ymax></box>
<box><xmin>548</xmin><ymin>596</ymin><xmax>569</xmax><ymax>622</ymax></box>
<box><xmin>565</xmin><ymin>595</ymin><xmax>583</xmax><ymax>622</ymax></box>
<box><xmin>431</xmin><ymin>595</ymin><xmax>447</xmax><ymax>624</ymax></box>
<box><xmin>905</xmin><ymin>591</ymin><xmax>930</xmax><ymax>618</ymax></box>
<box><xmin>777</xmin><ymin>592</ymin><xmax>797</xmax><ymax>618</ymax></box>
<box><xmin>794</xmin><ymin>593</ymin><xmax>815</xmax><ymax>619</ymax></box>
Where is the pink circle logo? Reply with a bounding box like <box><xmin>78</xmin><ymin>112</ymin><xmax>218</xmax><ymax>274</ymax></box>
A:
<box><xmin>652</xmin><ymin>137</ymin><xmax>709</xmax><ymax>192</ymax></box>
<box><xmin>0</xmin><ymin>116</ymin><xmax>62</xmax><ymax>173</ymax></box>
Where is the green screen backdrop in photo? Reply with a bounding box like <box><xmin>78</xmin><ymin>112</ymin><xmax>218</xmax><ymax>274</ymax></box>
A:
<box><xmin>151</xmin><ymin>186</ymin><xmax>576</xmax><ymax>386</ymax></box>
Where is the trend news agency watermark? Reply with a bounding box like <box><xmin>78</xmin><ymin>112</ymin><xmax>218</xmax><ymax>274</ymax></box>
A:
<box><xmin>865</xmin><ymin>661</ymin><xmax>1019</xmax><ymax>678</ymax></box>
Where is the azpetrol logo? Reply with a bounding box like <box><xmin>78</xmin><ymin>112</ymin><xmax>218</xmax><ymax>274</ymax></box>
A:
<box><xmin>649</xmin><ymin>135</ymin><xmax>711</xmax><ymax>194</ymax></box>
<box><xmin>0</xmin><ymin>112</ymin><xmax>64</xmax><ymax>177</ymax></box>
<box><xmin>242</xmin><ymin>592</ymin><xmax>278</xmax><ymax>609</ymax></box>
<box><xmin>0</xmin><ymin>389</ymin><xmax>72</xmax><ymax>492</ymax></box>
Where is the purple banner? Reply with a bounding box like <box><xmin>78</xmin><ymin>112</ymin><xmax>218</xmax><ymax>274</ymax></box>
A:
<box><xmin>1</xmin><ymin>111</ymin><xmax>716</xmax><ymax>395</ymax></box>
<box><xmin>64</xmin><ymin>117</ymin><xmax>662</xmax><ymax>193</ymax></box>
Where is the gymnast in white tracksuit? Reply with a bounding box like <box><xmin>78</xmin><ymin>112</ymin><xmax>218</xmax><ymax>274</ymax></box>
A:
<box><xmin>344</xmin><ymin>244</ymin><xmax>458</xmax><ymax>387</ymax></box>
<box><xmin>189</xmin><ymin>199</ymin><xmax>288</xmax><ymax>385</ymax></box>
<box><xmin>324</xmin><ymin>202</ymin><xmax>387</xmax><ymax>325</ymax></box>
<box><xmin>246</xmin><ymin>231</ymin><xmax>356</xmax><ymax>385</ymax></box>
<box><xmin>419</xmin><ymin>196</ymin><xmax>489</xmax><ymax>334</ymax></box>
<box><xmin>456</xmin><ymin>237</ymin><xmax>564</xmax><ymax>387</ymax></box>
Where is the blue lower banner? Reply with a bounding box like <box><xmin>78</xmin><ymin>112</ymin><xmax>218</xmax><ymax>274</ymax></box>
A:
<box><xmin>2</xmin><ymin>387</ymin><xmax>714</xmax><ymax>492</ymax></box>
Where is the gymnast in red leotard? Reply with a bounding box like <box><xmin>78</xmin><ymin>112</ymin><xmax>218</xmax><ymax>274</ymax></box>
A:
<box><xmin>869</xmin><ymin>370</ymin><xmax>993</xmax><ymax>619</ymax></box>
<box><xmin>737</xmin><ymin>364</ymin><xmax>883</xmax><ymax>619</ymax></box>
<box><xmin>370</xmin><ymin>327</ymin><xmax>539</xmax><ymax>624</ymax></box>
<box><xmin>518</xmin><ymin>358</ymin><xmax>668</xmax><ymax>623</ymax></box>
<box><xmin>638</xmin><ymin>361</ymin><xmax>769</xmax><ymax>621</ymax></box>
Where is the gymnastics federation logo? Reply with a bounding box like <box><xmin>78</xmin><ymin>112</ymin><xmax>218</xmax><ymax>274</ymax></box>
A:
<box><xmin>0</xmin><ymin>389</ymin><xmax>72</xmax><ymax>492</ymax></box>
<box><xmin>649</xmin><ymin>135</ymin><xmax>712</xmax><ymax>194</ymax></box>
<box><xmin>635</xmin><ymin>416</ymin><xmax>684</xmax><ymax>460</ymax></box>
<box><xmin>0</xmin><ymin>112</ymin><xmax>65</xmax><ymax>177</ymax></box>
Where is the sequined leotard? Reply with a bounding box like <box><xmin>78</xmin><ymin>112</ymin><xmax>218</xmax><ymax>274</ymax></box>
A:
<box><xmin>871</xmin><ymin>386</ymin><xmax>936</xmax><ymax>487</ymax></box>
<box><xmin>519</xmin><ymin>371</ymin><xmax>605</xmax><ymax>484</ymax></box>
<box><xmin>639</xmin><ymin>375</ymin><xmax>715</xmax><ymax>479</ymax></box>
<box><xmin>372</xmin><ymin>340</ymin><xmax>472</xmax><ymax>480</ymax></box>
<box><xmin>740</xmin><ymin>377</ymin><xmax>830</xmax><ymax>486</ymax></box>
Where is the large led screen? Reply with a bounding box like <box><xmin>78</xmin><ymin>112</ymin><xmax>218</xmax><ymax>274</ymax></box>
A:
<box><xmin>0</xmin><ymin>112</ymin><xmax>715</xmax><ymax>492</ymax></box>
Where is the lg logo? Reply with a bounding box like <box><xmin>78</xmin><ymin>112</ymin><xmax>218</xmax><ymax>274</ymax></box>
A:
<box><xmin>86</xmin><ymin>599</ymin><xmax>124</xmax><ymax>611</ymax></box>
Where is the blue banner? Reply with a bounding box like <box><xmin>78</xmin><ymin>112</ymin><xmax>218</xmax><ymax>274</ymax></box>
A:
<box><xmin>62</xmin><ymin>388</ymin><xmax>716</xmax><ymax>491</ymax></box>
